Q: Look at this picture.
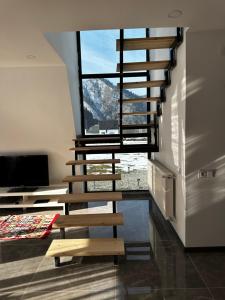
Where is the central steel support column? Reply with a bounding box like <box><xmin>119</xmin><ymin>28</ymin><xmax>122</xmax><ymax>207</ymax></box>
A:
<box><xmin>146</xmin><ymin>28</ymin><xmax>152</xmax><ymax>160</ymax></box>
<box><xmin>119</xmin><ymin>29</ymin><xmax>124</xmax><ymax>147</ymax></box>
<box><xmin>83</xmin><ymin>153</ymin><xmax>87</xmax><ymax>193</ymax></box>
<box><xmin>112</xmin><ymin>152</ymin><xmax>118</xmax><ymax>265</ymax></box>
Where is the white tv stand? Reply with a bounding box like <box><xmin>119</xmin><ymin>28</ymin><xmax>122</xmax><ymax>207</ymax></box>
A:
<box><xmin>0</xmin><ymin>184</ymin><xmax>68</xmax><ymax>214</ymax></box>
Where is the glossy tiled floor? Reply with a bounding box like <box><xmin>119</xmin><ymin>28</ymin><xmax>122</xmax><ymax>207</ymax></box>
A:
<box><xmin>1</xmin><ymin>194</ymin><xmax>225</xmax><ymax>299</ymax></box>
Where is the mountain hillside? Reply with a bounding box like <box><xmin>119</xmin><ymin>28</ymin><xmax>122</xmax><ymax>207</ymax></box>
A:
<box><xmin>83</xmin><ymin>78</ymin><xmax>147</xmax><ymax>129</ymax></box>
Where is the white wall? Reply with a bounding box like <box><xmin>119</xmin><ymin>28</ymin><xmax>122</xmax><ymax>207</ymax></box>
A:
<box><xmin>0</xmin><ymin>33</ymin><xmax>75</xmax><ymax>184</ymax></box>
<box><xmin>153</xmin><ymin>30</ymin><xmax>186</xmax><ymax>245</ymax></box>
<box><xmin>152</xmin><ymin>29</ymin><xmax>225</xmax><ymax>247</ymax></box>
<box><xmin>45</xmin><ymin>32</ymin><xmax>81</xmax><ymax>135</ymax></box>
<box><xmin>185</xmin><ymin>29</ymin><xmax>225</xmax><ymax>247</ymax></box>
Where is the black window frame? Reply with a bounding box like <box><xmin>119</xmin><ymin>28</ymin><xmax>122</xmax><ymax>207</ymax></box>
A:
<box><xmin>76</xmin><ymin>29</ymin><xmax>151</xmax><ymax>137</ymax></box>
<box><xmin>76</xmin><ymin>29</ymin><xmax>151</xmax><ymax>193</ymax></box>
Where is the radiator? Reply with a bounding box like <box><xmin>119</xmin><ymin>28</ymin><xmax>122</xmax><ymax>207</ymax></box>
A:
<box><xmin>148</xmin><ymin>160</ymin><xmax>176</xmax><ymax>220</ymax></box>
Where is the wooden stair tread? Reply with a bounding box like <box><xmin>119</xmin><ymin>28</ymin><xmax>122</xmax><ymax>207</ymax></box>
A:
<box><xmin>73</xmin><ymin>136</ymin><xmax>120</xmax><ymax>143</ymax></box>
<box><xmin>52</xmin><ymin>213</ymin><xmax>123</xmax><ymax>228</ymax></box>
<box><xmin>46</xmin><ymin>238</ymin><xmax>125</xmax><ymax>257</ymax></box>
<box><xmin>117</xmin><ymin>60</ymin><xmax>170</xmax><ymax>72</ymax></box>
<box><xmin>30</xmin><ymin>192</ymin><xmax>123</xmax><ymax>203</ymax></box>
<box><xmin>63</xmin><ymin>174</ymin><xmax>121</xmax><ymax>183</ymax></box>
<box><xmin>120</xmin><ymin>97</ymin><xmax>160</xmax><ymax>103</ymax></box>
<box><xmin>66</xmin><ymin>159</ymin><xmax>120</xmax><ymax>166</ymax></box>
<box><xmin>122</xmin><ymin>111</ymin><xmax>157</xmax><ymax>116</ymax></box>
<box><xmin>69</xmin><ymin>145</ymin><xmax>121</xmax><ymax>152</ymax></box>
<box><xmin>58</xmin><ymin>192</ymin><xmax>123</xmax><ymax>203</ymax></box>
<box><xmin>118</xmin><ymin>80</ymin><xmax>166</xmax><ymax>89</ymax></box>
<box><xmin>116</xmin><ymin>36</ymin><xmax>176</xmax><ymax>51</ymax></box>
<box><xmin>122</xmin><ymin>123</ymin><xmax>157</xmax><ymax>129</ymax></box>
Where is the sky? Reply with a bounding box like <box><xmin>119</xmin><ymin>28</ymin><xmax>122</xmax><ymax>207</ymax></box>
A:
<box><xmin>80</xmin><ymin>28</ymin><xmax>147</xmax><ymax>74</ymax></box>
<box><xmin>80</xmin><ymin>28</ymin><xmax>147</xmax><ymax>96</ymax></box>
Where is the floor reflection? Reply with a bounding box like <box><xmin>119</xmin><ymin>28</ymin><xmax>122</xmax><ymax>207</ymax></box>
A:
<box><xmin>0</xmin><ymin>195</ymin><xmax>223</xmax><ymax>299</ymax></box>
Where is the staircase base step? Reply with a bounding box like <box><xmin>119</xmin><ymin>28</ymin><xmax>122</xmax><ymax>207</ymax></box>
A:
<box><xmin>46</xmin><ymin>238</ymin><xmax>125</xmax><ymax>257</ymax></box>
<box><xmin>52</xmin><ymin>213</ymin><xmax>123</xmax><ymax>228</ymax></box>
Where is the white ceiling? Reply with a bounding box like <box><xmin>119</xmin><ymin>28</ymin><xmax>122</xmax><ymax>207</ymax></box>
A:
<box><xmin>0</xmin><ymin>0</ymin><xmax>225</xmax><ymax>66</ymax></box>
<box><xmin>0</xmin><ymin>0</ymin><xmax>225</xmax><ymax>32</ymax></box>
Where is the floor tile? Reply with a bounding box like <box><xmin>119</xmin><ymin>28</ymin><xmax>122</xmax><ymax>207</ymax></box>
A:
<box><xmin>189</xmin><ymin>253</ymin><xmax>225</xmax><ymax>287</ymax></box>
<box><xmin>21</xmin><ymin>288</ymin><xmax>116</xmax><ymax>300</ymax></box>
<box><xmin>118</xmin><ymin>288</ymin><xmax>213</xmax><ymax>300</ymax></box>
<box><xmin>0</xmin><ymin>292</ymin><xmax>22</xmax><ymax>299</ymax></box>
<box><xmin>116</xmin><ymin>256</ymin><xmax>206</xmax><ymax>292</ymax></box>
<box><xmin>0</xmin><ymin>198</ymin><xmax>223</xmax><ymax>300</ymax></box>
<box><xmin>0</xmin><ymin>254</ymin><xmax>43</xmax><ymax>295</ymax></box>
<box><xmin>210</xmin><ymin>287</ymin><xmax>225</xmax><ymax>300</ymax></box>
<box><xmin>22</xmin><ymin>255</ymin><xmax>117</xmax><ymax>295</ymax></box>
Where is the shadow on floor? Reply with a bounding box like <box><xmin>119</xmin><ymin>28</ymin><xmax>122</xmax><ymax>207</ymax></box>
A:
<box><xmin>0</xmin><ymin>196</ymin><xmax>224</xmax><ymax>299</ymax></box>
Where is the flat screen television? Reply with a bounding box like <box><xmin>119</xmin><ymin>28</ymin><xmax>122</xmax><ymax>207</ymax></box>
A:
<box><xmin>0</xmin><ymin>155</ymin><xmax>49</xmax><ymax>191</ymax></box>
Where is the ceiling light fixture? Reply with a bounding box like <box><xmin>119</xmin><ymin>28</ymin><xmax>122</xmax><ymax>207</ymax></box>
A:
<box><xmin>168</xmin><ymin>9</ymin><xmax>183</xmax><ymax>18</ymax></box>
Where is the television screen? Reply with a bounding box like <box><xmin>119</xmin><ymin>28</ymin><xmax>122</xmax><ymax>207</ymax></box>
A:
<box><xmin>0</xmin><ymin>155</ymin><xmax>49</xmax><ymax>187</ymax></box>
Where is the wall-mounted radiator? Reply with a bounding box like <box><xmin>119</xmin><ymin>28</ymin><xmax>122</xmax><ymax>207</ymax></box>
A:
<box><xmin>148</xmin><ymin>160</ymin><xmax>176</xmax><ymax>220</ymax></box>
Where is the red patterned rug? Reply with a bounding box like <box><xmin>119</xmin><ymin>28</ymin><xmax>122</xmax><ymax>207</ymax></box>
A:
<box><xmin>0</xmin><ymin>214</ymin><xmax>60</xmax><ymax>240</ymax></box>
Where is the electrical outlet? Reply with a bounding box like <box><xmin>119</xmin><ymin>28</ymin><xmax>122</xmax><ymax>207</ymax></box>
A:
<box><xmin>198</xmin><ymin>169</ymin><xmax>216</xmax><ymax>178</ymax></box>
<box><xmin>198</xmin><ymin>170</ymin><xmax>208</xmax><ymax>178</ymax></box>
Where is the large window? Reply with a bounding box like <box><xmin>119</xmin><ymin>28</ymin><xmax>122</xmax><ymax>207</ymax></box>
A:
<box><xmin>86</xmin><ymin>152</ymin><xmax>148</xmax><ymax>191</ymax></box>
<box><xmin>77</xmin><ymin>28</ymin><xmax>150</xmax><ymax>191</ymax></box>
<box><xmin>79</xmin><ymin>28</ymin><xmax>150</xmax><ymax>135</ymax></box>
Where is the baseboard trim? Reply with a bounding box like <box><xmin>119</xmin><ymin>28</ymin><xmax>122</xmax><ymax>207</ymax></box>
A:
<box><xmin>151</xmin><ymin>197</ymin><xmax>225</xmax><ymax>252</ymax></box>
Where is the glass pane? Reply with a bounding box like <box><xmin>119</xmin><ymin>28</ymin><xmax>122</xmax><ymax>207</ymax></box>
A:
<box><xmin>124</xmin><ymin>49</ymin><xmax>147</xmax><ymax>64</ymax></box>
<box><xmin>123</xmin><ymin>76</ymin><xmax>147</xmax><ymax>96</ymax></box>
<box><xmin>124</xmin><ymin>28</ymin><xmax>146</xmax><ymax>64</ymax></box>
<box><xmin>122</xmin><ymin>76</ymin><xmax>147</xmax><ymax>127</ymax></box>
<box><xmin>149</xmin><ymin>27</ymin><xmax>176</xmax><ymax>37</ymax></box>
<box><xmin>86</xmin><ymin>154</ymin><xmax>113</xmax><ymax>192</ymax></box>
<box><xmin>150</xmin><ymin>28</ymin><xmax>177</xmax><ymax>61</ymax></box>
<box><xmin>116</xmin><ymin>153</ymin><xmax>148</xmax><ymax>190</ymax></box>
<box><xmin>80</xmin><ymin>30</ymin><xmax>119</xmax><ymax>74</ymax></box>
<box><xmin>83</xmin><ymin>77</ymin><xmax>152</xmax><ymax>135</ymax></box>
<box><xmin>124</xmin><ymin>28</ymin><xmax>146</xmax><ymax>38</ymax></box>
<box><xmin>88</xmin><ymin>200</ymin><xmax>150</xmax><ymax>242</ymax></box>
<box><xmin>82</xmin><ymin>78</ymin><xmax>119</xmax><ymax>135</ymax></box>
<box><xmin>85</xmin><ymin>153</ymin><xmax>148</xmax><ymax>192</ymax></box>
